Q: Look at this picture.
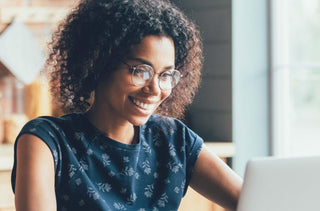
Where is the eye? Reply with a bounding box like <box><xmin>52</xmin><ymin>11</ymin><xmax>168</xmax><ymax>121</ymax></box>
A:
<box><xmin>133</xmin><ymin>67</ymin><xmax>145</xmax><ymax>74</ymax></box>
<box><xmin>132</xmin><ymin>64</ymin><xmax>154</xmax><ymax>80</ymax></box>
<box><xmin>159</xmin><ymin>71</ymin><xmax>173</xmax><ymax>80</ymax></box>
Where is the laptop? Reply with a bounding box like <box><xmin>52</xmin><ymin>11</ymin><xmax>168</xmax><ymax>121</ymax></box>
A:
<box><xmin>237</xmin><ymin>156</ymin><xmax>320</xmax><ymax>211</ymax></box>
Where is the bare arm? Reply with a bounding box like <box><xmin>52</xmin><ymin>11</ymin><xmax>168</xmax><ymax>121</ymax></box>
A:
<box><xmin>190</xmin><ymin>145</ymin><xmax>243</xmax><ymax>211</ymax></box>
<box><xmin>15</xmin><ymin>134</ymin><xmax>56</xmax><ymax>211</ymax></box>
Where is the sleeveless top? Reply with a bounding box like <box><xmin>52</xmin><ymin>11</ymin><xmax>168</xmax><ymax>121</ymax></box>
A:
<box><xmin>11</xmin><ymin>113</ymin><xmax>203</xmax><ymax>211</ymax></box>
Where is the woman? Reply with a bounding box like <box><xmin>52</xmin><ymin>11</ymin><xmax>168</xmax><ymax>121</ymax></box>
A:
<box><xmin>12</xmin><ymin>0</ymin><xmax>242</xmax><ymax>210</ymax></box>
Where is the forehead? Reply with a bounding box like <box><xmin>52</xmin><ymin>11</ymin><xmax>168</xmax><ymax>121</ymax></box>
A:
<box><xmin>128</xmin><ymin>35</ymin><xmax>175</xmax><ymax>65</ymax></box>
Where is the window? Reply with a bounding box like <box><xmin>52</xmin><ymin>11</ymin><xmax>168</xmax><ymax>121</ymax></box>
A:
<box><xmin>272</xmin><ymin>0</ymin><xmax>320</xmax><ymax>156</ymax></box>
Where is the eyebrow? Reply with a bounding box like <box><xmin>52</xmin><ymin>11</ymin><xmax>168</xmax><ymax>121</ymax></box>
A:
<box><xmin>127</xmin><ymin>57</ymin><xmax>175</xmax><ymax>70</ymax></box>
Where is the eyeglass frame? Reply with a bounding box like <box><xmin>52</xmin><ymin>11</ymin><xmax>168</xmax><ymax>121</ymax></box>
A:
<box><xmin>121</xmin><ymin>61</ymin><xmax>182</xmax><ymax>90</ymax></box>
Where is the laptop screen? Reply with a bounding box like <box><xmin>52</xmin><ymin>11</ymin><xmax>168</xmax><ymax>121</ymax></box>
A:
<box><xmin>237</xmin><ymin>156</ymin><xmax>320</xmax><ymax>211</ymax></box>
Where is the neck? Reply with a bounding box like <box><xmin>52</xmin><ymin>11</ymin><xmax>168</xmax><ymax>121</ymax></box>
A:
<box><xmin>85</xmin><ymin>108</ymin><xmax>136</xmax><ymax>145</ymax></box>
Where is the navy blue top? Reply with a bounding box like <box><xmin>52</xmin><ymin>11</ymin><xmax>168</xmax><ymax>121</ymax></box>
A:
<box><xmin>11</xmin><ymin>113</ymin><xmax>203</xmax><ymax>211</ymax></box>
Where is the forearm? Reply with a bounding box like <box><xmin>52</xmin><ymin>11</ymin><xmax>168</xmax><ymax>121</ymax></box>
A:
<box><xmin>190</xmin><ymin>146</ymin><xmax>243</xmax><ymax>211</ymax></box>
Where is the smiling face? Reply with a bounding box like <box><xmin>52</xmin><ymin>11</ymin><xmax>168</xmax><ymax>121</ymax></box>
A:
<box><xmin>92</xmin><ymin>35</ymin><xmax>175</xmax><ymax>126</ymax></box>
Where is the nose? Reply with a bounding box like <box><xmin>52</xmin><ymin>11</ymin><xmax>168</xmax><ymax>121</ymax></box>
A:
<box><xmin>142</xmin><ymin>75</ymin><xmax>161</xmax><ymax>95</ymax></box>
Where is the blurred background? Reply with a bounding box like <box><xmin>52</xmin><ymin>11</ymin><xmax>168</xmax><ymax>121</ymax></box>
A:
<box><xmin>1</xmin><ymin>0</ymin><xmax>320</xmax><ymax>210</ymax></box>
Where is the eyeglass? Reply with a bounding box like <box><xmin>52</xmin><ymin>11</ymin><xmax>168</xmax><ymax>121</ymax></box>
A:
<box><xmin>122</xmin><ymin>61</ymin><xmax>182</xmax><ymax>90</ymax></box>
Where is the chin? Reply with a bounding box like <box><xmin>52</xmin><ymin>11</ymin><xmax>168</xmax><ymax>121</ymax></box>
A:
<box><xmin>129</xmin><ymin>115</ymin><xmax>152</xmax><ymax>126</ymax></box>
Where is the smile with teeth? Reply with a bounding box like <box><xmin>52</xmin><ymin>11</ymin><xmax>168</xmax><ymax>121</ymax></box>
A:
<box><xmin>131</xmin><ymin>98</ymin><xmax>156</xmax><ymax>110</ymax></box>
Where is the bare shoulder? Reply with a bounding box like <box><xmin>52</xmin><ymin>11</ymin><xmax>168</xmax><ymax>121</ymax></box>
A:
<box><xmin>16</xmin><ymin>134</ymin><xmax>55</xmax><ymax>174</ymax></box>
<box><xmin>15</xmin><ymin>134</ymin><xmax>56</xmax><ymax>211</ymax></box>
<box><xmin>17</xmin><ymin>134</ymin><xmax>53</xmax><ymax>160</ymax></box>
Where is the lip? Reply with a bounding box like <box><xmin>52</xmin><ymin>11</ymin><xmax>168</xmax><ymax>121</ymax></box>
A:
<box><xmin>128</xmin><ymin>96</ymin><xmax>158</xmax><ymax>112</ymax></box>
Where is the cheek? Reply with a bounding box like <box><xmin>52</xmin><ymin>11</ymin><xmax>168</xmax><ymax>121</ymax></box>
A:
<box><xmin>161</xmin><ymin>90</ymin><xmax>172</xmax><ymax>101</ymax></box>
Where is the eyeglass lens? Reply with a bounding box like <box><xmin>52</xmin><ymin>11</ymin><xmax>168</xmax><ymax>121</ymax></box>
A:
<box><xmin>131</xmin><ymin>64</ymin><xmax>181</xmax><ymax>90</ymax></box>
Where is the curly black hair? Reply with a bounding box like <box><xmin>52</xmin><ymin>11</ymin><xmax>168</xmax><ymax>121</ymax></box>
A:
<box><xmin>47</xmin><ymin>0</ymin><xmax>203</xmax><ymax>118</ymax></box>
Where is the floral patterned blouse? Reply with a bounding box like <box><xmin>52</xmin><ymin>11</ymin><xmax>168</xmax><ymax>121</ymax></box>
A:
<box><xmin>11</xmin><ymin>113</ymin><xmax>203</xmax><ymax>211</ymax></box>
